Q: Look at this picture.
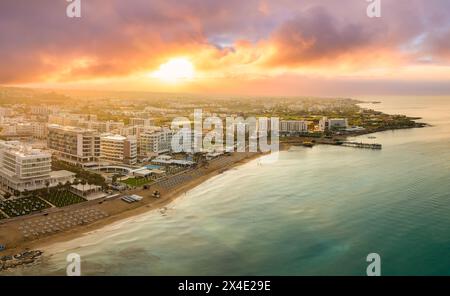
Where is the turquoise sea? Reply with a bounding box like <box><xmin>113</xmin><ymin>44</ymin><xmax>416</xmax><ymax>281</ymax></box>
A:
<box><xmin>9</xmin><ymin>97</ymin><xmax>450</xmax><ymax>275</ymax></box>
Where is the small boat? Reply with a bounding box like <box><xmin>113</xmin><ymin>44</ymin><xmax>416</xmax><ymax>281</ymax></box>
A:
<box><xmin>0</xmin><ymin>245</ymin><xmax>5</xmax><ymax>252</ymax></box>
<box><xmin>302</xmin><ymin>141</ymin><xmax>315</xmax><ymax>148</ymax></box>
<box><xmin>368</xmin><ymin>136</ymin><xmax>377</xmax><ymax>139</ymax></box>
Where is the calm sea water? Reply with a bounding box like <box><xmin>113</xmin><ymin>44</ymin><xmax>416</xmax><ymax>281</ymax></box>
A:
<box><xmin>9</xmin><ymin>97</ymin><xmax>450</xmax><ymax>276</ymax></box>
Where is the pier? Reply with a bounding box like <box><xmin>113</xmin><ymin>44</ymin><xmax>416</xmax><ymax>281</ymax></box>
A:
<box><xmin>340</xmin><ymin>141</ymin><xmax>382</xmax><ymax>150</ymax></box>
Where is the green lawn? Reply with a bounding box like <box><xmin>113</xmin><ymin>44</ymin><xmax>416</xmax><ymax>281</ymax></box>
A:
<box><xmin>41</xmin><ymin>190</ymin><xmax>87</xmax><ymax>208</ymax></box>
<box><xmin>121</xmin><ymin>178</ymin><xmax>153</xmax><ymax>187</ymax></box>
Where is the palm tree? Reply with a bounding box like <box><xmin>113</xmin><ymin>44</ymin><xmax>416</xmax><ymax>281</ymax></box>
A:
<box><xmin>80</xmin><ymin>180</ymin><xmax>87</xmax><ymax>192</ymax></box>
<box><xmin>31</xmin><ymin>190</ymin><xmax>38</xmax><ymax>199</ymax></box>
<box><xmin>64</xmin><ymin>181</ymin><xmax>71</xmax><ymax>191</ymax></box>
<box><xmin>57</xmin><ymin>182</ymin><xmax>64</xmax><ymax>192</ymax></box>
<box><xmin>45</xmin><ymin>181</ymin><xmax>50</xmax><ymax>193</ymax></box>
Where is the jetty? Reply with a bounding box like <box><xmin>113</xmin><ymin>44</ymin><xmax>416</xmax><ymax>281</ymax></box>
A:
<box><xmin>340</xmin><ymin>141</ymin><xmax>382</xmax><ymax>150</ymax></box>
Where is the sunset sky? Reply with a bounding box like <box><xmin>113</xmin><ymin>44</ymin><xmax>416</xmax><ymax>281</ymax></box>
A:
<box><xmin>1</xmin><ymin>0</ymin><xmax>450</xmax><ymax>96</ymax></box>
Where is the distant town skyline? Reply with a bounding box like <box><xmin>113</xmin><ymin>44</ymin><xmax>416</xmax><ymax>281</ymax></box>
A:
<box><xmin>1</xmin><ymin>0</ymin><xmax>450</xmax><ymax>96</ymax></box>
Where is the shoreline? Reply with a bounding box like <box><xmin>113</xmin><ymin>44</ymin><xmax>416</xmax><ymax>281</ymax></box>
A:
<box><xmin>0</xmin><ymin>123</ymin><xmax>428</xmax><ymax>271</ymax></box>
<box><xmin>0</xmin><ymin>151</ymin><xmax>264</xmax><ymax>264</ymax></box>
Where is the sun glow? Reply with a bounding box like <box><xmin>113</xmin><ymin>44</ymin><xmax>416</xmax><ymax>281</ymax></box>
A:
<box><xmin>151</xmin><ymin>58</ymin><xmax>195</xmax><ymax>83</ymax></box>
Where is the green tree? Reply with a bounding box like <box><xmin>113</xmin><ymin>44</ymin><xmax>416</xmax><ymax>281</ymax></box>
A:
<box><xmin>64</xmin><ymin>181</ymin><xmax>72</xmax><ymax>191</ymax></box>
<box><xmin>81</xmin><ymin>179</ymin><xmax>87</xmax><ymax>192</ymax></box>
<box><xmin>45</xmin><ymin>180</ymin><xmax>50</xmax><ymax>193</ymax></box>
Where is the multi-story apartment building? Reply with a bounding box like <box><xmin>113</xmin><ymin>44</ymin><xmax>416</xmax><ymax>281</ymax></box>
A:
<box><xmin>130</xmin><ymin>118</ymin><xmax>153</xmax><ymax>127</ymax></box>
<box><xmin>0</xmin><ymin>141</ymin><xmax>75</xmax><ymax>193</ymax></box>
<box><xmin>80</xmin><ymin>120</ymin><xmax>125</xmax><ymax>133</ymax></box>
<box><xmin>280</xmin><ymin>120</ymin><xmax>309</xmax><ymax>134</ymax></box>
<box><xmin>0</xmin><ymin>107</ymin><xmax>12</xmax><ymax>117</ymax></box>
<box><xmin>30</xmin><ymin>105</ymin><xmax>60</xmax><ymax>116</ymax></box>
<box><xmin>100</xmin><ymin>134</ymin><xmax>137</xmax><ymax>165</ymax></box>
<box><xmin>0</xmin><ymin>123</ymin><xmax>33</xmax><ymax>137</ymax></box>
<box><xmin>138</xmin><ymin>127</ymin><xmax>173</xmax><ymax>158</ymax></box>
<box><xmin>48</xmin><ymin>114</ymin><xmax>82</xmax><ymax>127</ymax></box>
<box><xmin>47</xmin><ymin>125</ymin><xmax>100</xmax><ymax>166</ymax></box>
<box><xmin>16</xmin><ymin>123</ymin><xmax>34</xmax><ymax>136</ymax></box>
<box><xmin>32</xmin><ymin>122</ymin><xmax>48</xmax><ymax>139</ymax></box>
<box><xmin>119</xmin><ymin>125</ymin><xmax>141</xmax><ymax>137</ymax></box>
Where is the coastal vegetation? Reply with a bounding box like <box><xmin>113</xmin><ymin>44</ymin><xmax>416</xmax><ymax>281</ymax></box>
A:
<box><xmin>40</xmin><ymin>191</ymin><xmax>86</xmax><ymax>208</ymax></box>
<box><xmin>0</xmin><ymin>197</ymin><xmax>50</xmax><ymax>218</ymax></box>
<box><xmin>121</xmin><ymin>177</ymin><xmax>153</xmax><ymax>187</ymax></box>
<box><xmin>51</xmin><ymin>160</ymin><xmax>107</xmax><ymax>188</ymax></box>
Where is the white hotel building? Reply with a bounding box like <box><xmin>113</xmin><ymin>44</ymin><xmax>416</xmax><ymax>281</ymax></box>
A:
<box><xmin>319</xmin><ymin>117</ymin><xmax>349</xmax><ymax>131</ymax></box>
<box><xmin>100</xmin><ymin>134</ymin><xmax>137</xmax><ymax>165</ymax></box>
<box><xmin>280</xmin><ymin>120</ymin><xmax>309</xmax><ymax>134</ymax></box>
<box><xmin>138</xmin><ymin>126</ymin><xmax>173</xmax><ymax>158</ymax></box>
<box><xmin>0</xmin><ymin>141</ymin><xmax>75</xmax><ymax>193</ymax></box>
<box><xmin>47</xmin><ymin>125</ymin><xmax>100</xmax><ymax>166</ymax></box>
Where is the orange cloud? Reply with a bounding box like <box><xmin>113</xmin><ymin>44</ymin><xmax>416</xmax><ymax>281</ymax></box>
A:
<box><xmin>1</xmin><ymin>0</ymin><xmax>450</xmax><ymax>96</ymax></box>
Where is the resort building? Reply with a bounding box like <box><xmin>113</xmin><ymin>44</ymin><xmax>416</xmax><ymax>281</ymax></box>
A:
<box><xmin>0</xmin><ymin>141</ymin><xmax>75</xmax><ymax>193</ymax></box>
<box><xmin>319</xmin><ymin>117</ymin><xmax>349</xmax><ymax>131</ymax></box>
<box><xmin>328</xmin><ymin>118</ymin><xmax>349</xmax><ymax>129</ymax></box>
<box><xmin>318</xmin><ymin>117</ymin><xmax>328</xmax><ymax>131</ymax></box>
<box><xmin>47</xmin><ymin>125</ymin><xmax>101</xmax><ymax>166</ymax></box>
<box><xmin>138</xmin><ymin>126</ymin><xmax>173</xmax><ymax>158</ymax></box>
<box><xmin>280</xmin><ymin>120</ymin><xmax>309</xmax><ymax>134</ymax></box>
<box><xmin>100</xmin><ymin>134</ymin><xmax>137</xmax><ymax>165</ymax></box>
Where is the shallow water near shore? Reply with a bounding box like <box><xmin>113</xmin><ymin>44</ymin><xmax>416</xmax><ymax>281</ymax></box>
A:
<box><xmin>8</xmin><ymin>96</ymin><xmax>450</xmax><ymax>276</ymax></box>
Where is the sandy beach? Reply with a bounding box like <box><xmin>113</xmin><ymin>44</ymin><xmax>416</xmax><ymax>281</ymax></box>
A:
<box><xmin>0</xmin><ymin>151</ymin><xmax>263</xmax><ymax>259</ymax></box>
<box><xmin>0</xmin><ymin>135</ymin><xmax>390</xmax><ymax>265</ymax></box>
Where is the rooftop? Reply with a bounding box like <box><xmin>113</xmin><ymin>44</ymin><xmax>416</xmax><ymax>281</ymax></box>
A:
<box><xmin>71</xmin><ymin>183</ymin><xmax>102</xmax><ymax>192</ymax></box>
<box><xmin>48</xmin><ymin>124</ymin><xmax>96</xmax><ymax>133</ymax></box>
<box><xmin>101</xmin><ymin>134</ymin><xmax>127</xmax><ymax>141</ymax></box>
<box><xmin>0</xmin><ymin>141</ymin><xmax>51</xmax><ymax>158</ymax></box>
<box><xmin>101</xmin><ymin>134</ymin><xmax>136</xmax><ymax>142</ymax></box>
<box><xmin>50</xmin><ymin>170</ymin><xmax>76</xmax><ymax>179</ymax></box>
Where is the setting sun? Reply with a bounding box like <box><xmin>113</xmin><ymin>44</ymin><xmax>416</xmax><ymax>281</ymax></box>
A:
<box><xmin>151</xmin><ymin>58</ymin><xmax>195</xmax><ymax>83</ymax></box>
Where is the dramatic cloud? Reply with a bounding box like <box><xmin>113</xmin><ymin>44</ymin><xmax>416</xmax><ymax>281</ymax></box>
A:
<box><xmin>0</xmin><ymin>0</ymin><xmax>449</xmax><ymax>95</ymax></box>
<box><xmin>264</xmin><ymin>6</ymin><xmax>375</xmax><ymax>67</ymax></box>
